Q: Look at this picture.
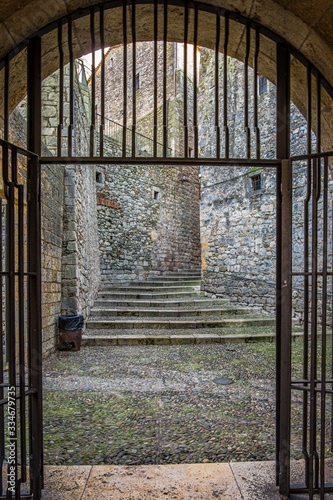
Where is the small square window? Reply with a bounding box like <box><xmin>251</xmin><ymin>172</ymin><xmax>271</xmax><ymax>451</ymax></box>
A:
<box><xmin>251</xmin><ymin>174</ymin><xmax>262</xmax><ymax>191</ymax></box>
<box><xmin>259</xmin><ymin>75</ymin><xmax>268</xmax><ymax>95</ymax></box>
<box><xmin>135</xmin><ymin>73</ymin><xmax>140</xmax><ymax>91</ymax></box>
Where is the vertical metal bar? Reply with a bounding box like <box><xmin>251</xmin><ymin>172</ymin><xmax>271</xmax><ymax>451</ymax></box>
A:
<box><xmin>123</xmin><ymin>0</ymin><xmax>127</xmax><ymax>157</ymax></box>
<box><xmin>0</xmin><ymin>195</ymin><xmax>4</xmax><ymax>496</ymax></box>
<box><xmin>57</xmin><ymin>22</ymin><xmax>64</xmax><ymax>157</ymax></box>
<box><xmin>309</xmin><ymin>158</ymin><xmax>318</xmax><ymax>499</ymax></box>
<box><xmin>12</xmin><ymin>149</ymin><xmax>27</xmax><ymax>484</ymax></box>
<box><xmin>153</xmin><ymin>0</ymin><xmax>158</xmax><ymax>158</ymax></box>
<box><xmin>253</xmin><ymin>28</ymin><xmax>260</xmax><ymax>159</ymax></box>
<box><xmin>193</xmin><ymin>5</ymin><xmax>198</xmax><ymax>159</ymax></box>
<box><xmin>316</xmin><ymin>71</ymin><xmax>321</xmax><ymax>155</ymax></box>
<box><xmin>132</xmin><ymin>0</ymin><xmax>136</xmax><ymax>158</ymax></box>
<box><xmin>279</xmin><ymin>158</ymin><xmax>292</xmax><ymax>497</ymax></box>
<box><xmin>276</xmin><ymin>43</ymin><xmax>290</xmax><ymax>496</ymax></box>
<box><xmin>68</xmin><ymin>16</ymin><xmax>74</xmax><ymax>157</ymax></box>
<box><xmin>7</xmin><ymin>180</ymin><xmax>18</xmax><ymax>497</ymax></box>
<box><xmin>223</xmin><ymin>13</ymin><xmax>229</xmax><ymax>159</ymax></box>
<box><xmin>27</xmin><ymin>36</ymin><xmax>43</xmax><ymax>500</ymax></box>
<box><xmin>4</xmin><ymin>56</ymin><xmax>9</xmax><ymax>142</ymax></box>
<box><xmin>100</xmin><ymin>5</ymin><xmax>105</xmax><ymax>157</ymax></box>
<box><xmin>302</xmin><ymin>64</ymin><xmax>312</xmax><ymax>487</ymax></box>
<box><xmin>163</xmin><ymin>0</ymin><xmax>167</xmax><ymax>159</ymax></box>
<box><xmin>183</xmin><ymin>0</ymin><xmax>188</xmax><ymax>159</ymax></box>
<box><xmin>320</xmin><ymin>156</ymin><xmax>328</xmax><ymax>499</ymax></box>
<box><xmin>244</xmin><ymin>22</ymin><xmax>251</xmax><ymax>159</ymax></box>
<box><xmin>215</xmin><ymin>12</ymin><xmax>220</xmax><ymax>159</ymax></box>
<box><xmin>90</xmin><ymin>8</ymin><xmax>96</xmax><ymax>157</ymax></box>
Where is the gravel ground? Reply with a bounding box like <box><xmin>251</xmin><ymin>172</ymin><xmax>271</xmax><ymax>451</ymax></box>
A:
<box><xmin>42</xmin><ymin>341</ymin><xmax>332</xmax><ymax>467</ymax></box>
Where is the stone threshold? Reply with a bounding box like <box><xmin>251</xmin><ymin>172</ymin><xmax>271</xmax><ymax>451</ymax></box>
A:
<box><xmin>82</xmin><ymin>331</ymin><xmax>303</xmax><ymax>346</ymax></box>
<box><xmin>42</xmin><ymin>460</ymin><xmax>316</xmax><ymax>499</ymax></box>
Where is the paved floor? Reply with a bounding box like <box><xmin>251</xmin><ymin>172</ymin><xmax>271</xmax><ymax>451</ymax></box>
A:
<box><xmin>41</xmin><ymin>460</ymin><xmax>333</xmax><ymax>499</ymax></box>
<box><xmin>42</xmin><ymin>461</ymin><xmax>282</xmax><ymax>499</ymax></box>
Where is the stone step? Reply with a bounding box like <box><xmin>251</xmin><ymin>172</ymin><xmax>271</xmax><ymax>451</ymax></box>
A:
<box><xmin>99</xmin><ymin>285</ymin><xmax>200</xmax><ymax>292</ymax></box>
<box><xmin>82</xmin><ymin>329</ymin><xmax>298</xmax><ymax>346</ymax></box>
<box><xmin>146</xmin><ymin>275</ymin><xmax>202</xmax><ymax>281</ymax></box>
<box><xmin>86</xmin><ymin>317</ymin><xmax>275</xmax><ymax>329</ymax></box>
<box><xmin>92</xmin><ymin>298</ymin><xmax>229</xmax><ymax>308</ymax></box>
<box><xmin>98</xmin><ymin>291</ymin><xmax>204</xmax><ymax>299</ymax></box>
<box><xmin>89</xmin><ymin>307</ymin><xmax>255</xmax><ymax>318</ymax></box>
<box><xmin>101</xmin><ymin>280</ymin><xmax>201</xmax><ymax>288</ymax></box>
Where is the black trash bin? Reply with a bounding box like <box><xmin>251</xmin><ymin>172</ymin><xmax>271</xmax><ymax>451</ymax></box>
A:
<box><xmin>58</xmin><ymin>315</ymin><xmax>84</xmax><ymax>351</ymax></box>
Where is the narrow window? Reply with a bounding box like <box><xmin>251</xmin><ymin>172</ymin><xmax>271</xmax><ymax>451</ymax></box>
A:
<box><xmin>251</xmin><ymin>174</ymin><xmax>262</xmax><ymax>191</ymax></box>
<box><xmin>258</xmin><ymin>75</ymin><xmax>268</xmax><ymax>95</ymax></box>
<box><xmin>153</xmin><ymin>190</ymin><xmax>160</xmax><ymax>200</ymax></box>
<box><xmin>96</xmin><ymin>171</ymin><xmax>103</xmax><ymax>183</ymax></box>
<box><xmin>188</xmin><ymin>147</ymin><xmax>193</xmax><ymax>158</ymax></box>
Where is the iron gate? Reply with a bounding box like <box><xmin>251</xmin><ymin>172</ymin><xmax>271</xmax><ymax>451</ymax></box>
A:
<box><xmin>1</xmin><ymin>0</ymin><xmax>333</xmax><ymax>498</ymax></box>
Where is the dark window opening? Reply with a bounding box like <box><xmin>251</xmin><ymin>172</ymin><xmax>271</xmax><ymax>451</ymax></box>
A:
<box><xmin>259</xmin><ymin>75</ymin><xmax>268</xmax><ymax>95</ymax></box>
<box><xmin>251</xmin><ymin>174</ymin><xmax>262</xmax><ymax>191</ymax></box>
<box><xmin>135</xmin><ymin>73</ymin><xmax>140</xmax><ymax>91</ymax></box>
<box><xmin>188</xmin><ymin>147</ymin><xmax>193</xmax><ymax>158</ymax></box>
<box><xmin>96</xmin><ymin>171</ymin><xmax>103</xmax><ymax>183</ymax></box>
<box><xmin>153</xmin><ymin>189</ymin><xmax>160</xmax><ymax>200</ymax></box>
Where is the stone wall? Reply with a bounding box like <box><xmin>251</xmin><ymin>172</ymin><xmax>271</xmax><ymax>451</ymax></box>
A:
<box><xmin>8</xmin><ymin>110</ymin><xmax>65</xmax><ymax>356</ymax></box>
<box><xmin>17</xmin><ymin>63</ymin><xmax>101</xmax><ymax>349</ymax></box>
<box><xmin>198</xmin><ymin>49</ymin><xmax>331</xmax><ymax>319</ymax></box>
<box><xmin>96</xmin><ymin>138</ymin><xmax>201</xmax><ymax>280</ymax></box>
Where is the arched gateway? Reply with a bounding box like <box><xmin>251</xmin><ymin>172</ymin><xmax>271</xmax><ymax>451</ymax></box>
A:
<box><xmin>0</xmin><ymin>1</ymin><xmax>333</xmax><ymax>498</ymax></box>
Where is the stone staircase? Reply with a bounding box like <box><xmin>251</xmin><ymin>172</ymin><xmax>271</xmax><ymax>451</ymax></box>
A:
<box><xmin>82</xmin><ymin>268</ymin><xmax>277</xmax><ymax>346</ymax></box>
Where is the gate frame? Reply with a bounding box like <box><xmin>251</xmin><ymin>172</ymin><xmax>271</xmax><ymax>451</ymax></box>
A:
<box><xmin>2</xmin><ymin>1</ymin><xmax>333</xmax><ymax>496</ymax></box>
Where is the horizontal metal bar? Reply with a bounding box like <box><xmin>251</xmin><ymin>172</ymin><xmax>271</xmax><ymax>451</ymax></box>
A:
<box><xmin>291</xmin><ymin>384</ymin><xmax>333</xmax><ymax>394</ymax></box>
<box><xmin>40</xmin><ymin>157</ymin><xmax>281</xmax><ymax>167</ymax></box>
<box><xmin>292</xmin><ymin>272</ymin><xmax>333</xmax><ymax>276</ymax></box>
<box><xmin>0</xmin><ymin>389</ymin><xmax>38</xmax><ymax>406</ymax></box>
<box><xmin>0</xmin><ymin>272</ymin><xmax>37</xmax><ymax>276</ymax></box>
<box><xmin>290</xmin><ymin>151</ymin><xmax>333</xmax><ymax>161</ymax></box>
<box><xmin>290</xmin><ymin>484</ymin><xmax>333</xmax><ymax>494</ymax></box>
<box><xmin>0</xmin><ymin>138</ymin><xmax>37</xmax><ymax>158</ymax></box>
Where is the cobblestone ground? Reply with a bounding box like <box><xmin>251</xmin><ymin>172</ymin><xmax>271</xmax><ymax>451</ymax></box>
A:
<box><xmin>42</xmin><ymin>341</ymin><xmax>331</xmax><ymax>466</ymax></box>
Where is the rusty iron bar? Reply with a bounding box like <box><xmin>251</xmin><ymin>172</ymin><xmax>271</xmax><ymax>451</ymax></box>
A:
<box><xmin>193</xmin><ymin>4</ymin><xmax>198</xmax><ymax>158</ymax></box>
<box><xmin>309</xmin><ymin>158</ymin><xmax>319</xmax><ymax>499</ymax></box>
<box><xmin>215</xmin><ymin>12</ymin><xmax>220</xmax><ymax>158</ymax></box>
<box><xmin>0</xmin><ymin>195</ymin><xmax>3</xmax><ymax>496</ymax></box>
<box><xmin>302</xmin><ymin>64</ymin><xmax>312</xmax><ymax>488</ymax></box>
<box><xmin>276</xmin><ymin>42</ymin><xmax>290</xmax><ymax>496</ymax></box>
<box><xmin>123</xmin><ymin>0</ymin><xmax>127</xmax><ymax>157</ymax></box>
<box><xmin>57</xmin><ymin>22</ymin><xmax>64</xmax><ymax>157</ymax></box>
<box><xmin>223</xmin><ymin>13</ymin><xmax>229</xmax><ymax>158</ymax></box>
<box><xmin>99</xmin><ymin>4</ymin><xmax>105</xmax><ymax>157</ymax></box>
<box><xmin>163</xmin><ymin>0</ymin><xmax>167</xmax><ymax>158</ymax></box>
<box><xmin>132</xmin><ymin>0</ymin><xmax>136</xmax><ymax>158</ymax></box>
<box><xmin>90</xmin><ymin>7</ymin><xmax>96</xmax><ymax>157</ymax></box>
<box><xmin>244</xmin><ymin>21</ymin><xmax>250</xmax><ymax>159</ymax></box>
<box><xmin>253</xmin><ymin>28</ymin><xmax>260</xmax><ymax>159</ymax></box>
<box><xmin>320</xmin><ymin>157</ymin><xmax>328</xmax><ymax>499</ymax></box>
<box><xmin>68</xmin><ymin>16</ymin><xmax>74</xmax><ymax>157</ymax></box>
<box><xmin>27</xmin><ymin>37</ymin><xmax>43</xmax><ymax>500</ymax></box>
<box><xmin>183</xmin><ymin>0</ymin><xmax>188</xmax><ymax>159</ymax></box>
<box><xmin>153</xmin><ymin>0</ymin><xmax>158</xmax><ymax>158</ymax></box>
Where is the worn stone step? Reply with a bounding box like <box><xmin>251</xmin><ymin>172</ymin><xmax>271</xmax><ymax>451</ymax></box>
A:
<box><xmin>101</xmin><ymin>280</ymin><xmax>201</xmax><ymax>288</ymax></box>
<box><xmin>89</xmin><ymin>307</ymin><xmax>256</xmax><ymax>317</ymax></box>
<box><xmin>147</xmin><ymin>276</ymin><xmax>202</xmax><ymax>282</ymax></box>
<box><xmin>86</xmin><ymin>317</ymin><xmax>275</xmax><ymax>329</ymax></box>
<box><xmin>98</xmin><ymin>291</ymin><xmax>204</xmax><ymax>299</ymax></box>
<box><xmin>82</xmin><ymin>330</ymin><xmax>302</xmax><ymax>346</ymax></box>
<box><xmin>92</xmin><ymin>298</ymin><xmax>229</xmax><ymax>308</ymax></box>
<box><xmin>100</xmin><ymin>285</ymin><xmax>200</xmax><ymax>293</ymax></box>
